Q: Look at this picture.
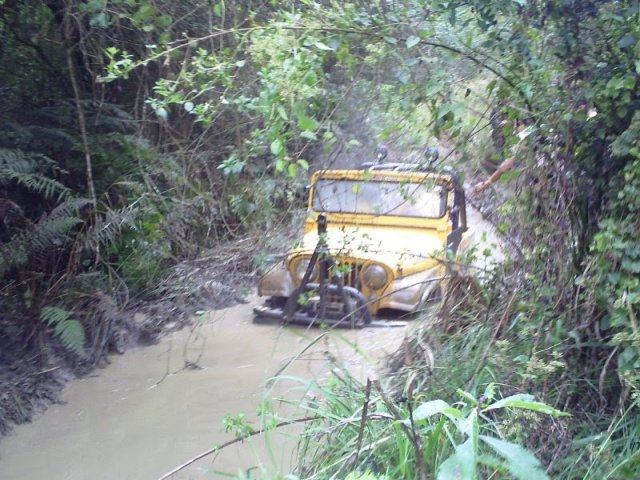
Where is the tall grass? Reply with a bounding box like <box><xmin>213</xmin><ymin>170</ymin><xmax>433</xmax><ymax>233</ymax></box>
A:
<box><xmin>290</xmin><ymin>348</ymin><xmax>567</xmax><ymax>480</ymax></box>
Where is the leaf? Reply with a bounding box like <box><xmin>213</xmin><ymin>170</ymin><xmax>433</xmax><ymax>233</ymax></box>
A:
<box><xmin>297</xmin><ymin>115</ymin><xmax>318</xmax><ymax>132</ymax></box>
<box><xmin>183</xmin><ymin>101</ymin><xmax>194</xmax><ymax>113</ymax></box>
<box><xmin>155</xmin><ymin>106</ymin><xmax>168</xmax><ymax>121</ymax></box>
<box><xmin>396</xmin><ymin>68</ymin><xmax>411</xmax><ymax>85</ymax></box>
<box><xmin>480</xmin><ymin>436</ymin><xmax>549</xmax><ymax>480</ymax></box>
<box><xmin>384</xmin><ymin>36</ymin><xmax>398</xmax><ymax>45</ymax></box>
<box><xmin>437</xmin><ymin>104</ymin><xmax>453</xmax><ymax>120</ymax></box>
<box><xmin>287</xmin><ymin>162</ymin><xmax>298</xmax><ymax>177</ymax></box>
<box><xmin>483</xmin><ymin>394</ymin><xmax>570</xmax><ymax>417</ymax></box>
<box><xmin>270</xmin><ymin>138</ymin><xmax>284</xmax><ymax>156</ymax></box>
<box><xmin>314</xmin><ymin>41</ymin><xmax>334</xmax><ymax>51</ymax></box>
<box><xmin>40</xmin><ymin>306</ymin><xmax>85</xmax><ymax>355</ymax></box>
<box><xmin>297</xmin><ymin>159</ymin><xmax>309</xmax><ymax>171</ymax></box>
<box><xmin>456</xmin><ymin>389</ymin><xmax>477</xmax><ymax>406</ymax></box>
<box><xmin>425</xmin><ymin>80</ymin><xmax>444</xmax><ymax>97</ymax></box>
<box><xmin>54</xmin><ymin>319</ymin><xmax>86</xmax><ymax>355</ymax></box>
<box><xmin>618</xmin><ymin>34</ymin><xmax>637</xmax><ymax>49</ymax></box>
<box><xmin>276</xmin><ymin>105</ymin><xmax>288</xmax><ymax>121</ymax></box>
<box><xmin>406</xmin><ymin>36</ymin><xmax>420</xmax><ymax>49</ymax></box>
<box><xmin>459</xmin><ymin>409</ymin><xmax>479</xmax><ymax>439</ymax></box>
<box><xmin>89</xmin><ymin>12</ymin><xmax>110</xmax><ymax>28</ymax></box>
<box><xmin>482</xmin><ymin>383</ymin><xmax>496</xmax><ymax>402</ymax></box>
<box><xmin>300</xmin><ymin>130</ymin><xmax>317</xmax><ymax>140</ymax></box>
<box><xmin>412</xmin><ymin>400</ymin><xmax>462</xmax><ymax>422</ymax></box>
<box><xmin>451</xmin><ymin>103</ymin><xmax>466</xmax><ymax>117</ymax></box>
<box><xmin>437</xmin><ymin>439</ymin><xmax>477</xmax><ymax>480</ymax></box>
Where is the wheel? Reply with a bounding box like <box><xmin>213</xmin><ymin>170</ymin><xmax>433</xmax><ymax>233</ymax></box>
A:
<box><xmin>266</xmin><ymin>296</ymin><xmax>287</xmax><ymax>309</ymax></box>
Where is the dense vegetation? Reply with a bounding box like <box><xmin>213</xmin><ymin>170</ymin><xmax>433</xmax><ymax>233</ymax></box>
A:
<box><xmin>1</xmin><ymin>0</ymin><xmax>639</xmax><ymax>478</ymax></box>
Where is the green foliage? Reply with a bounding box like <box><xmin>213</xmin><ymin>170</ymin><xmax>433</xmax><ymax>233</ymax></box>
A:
<box><xmin>111</xmin><ymin>209</ymin><xmax>172</xmax><ymax>295</ymax></box>
<box><xmin>297</xmin><ymin>372</ymin><xmax>564</xmax><ymax>480</ymax></box>
<box><xmin>587</xmin><ymin>156</ymin><xmax>640</xmax><ymax>382</ymax></box>
<box><xmin>222</xmin><ymin>413</ymin><xmax>255</xmax><ymax>439</ymax></box>
<box><xmin>0</xmin><ymin>148</ymin><xmax>70</xmax><ymax>201</ymax></box>
<box><xmin>0</xmin><ymin>205</ymin><xmax>82</xmax><ymax>277</ymax></box>
<box><xmin>40</xmin><ymin>306</ymin><xmax>85</xmax><ymax>355</ymax></box>
<box><xmin>345</xmin><ymin>472</ymin><xmax>388</xmax><ymax>480</ymax></box>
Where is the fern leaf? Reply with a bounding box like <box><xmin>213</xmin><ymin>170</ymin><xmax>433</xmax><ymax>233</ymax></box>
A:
<box><xmin>40</xmin><ymin>306</ymin><xmax>85</xmax><ymax>355</ymax></box>
<box><xmin>0</xmin><ymin>215</ymin><xmax>81</xmax><ymax>276</ymax></box>
<box><xmin>48</xmin><ymin>197</ymin><xmax>92</xmax><ymax>220</ymax></box>
<box><xmin>32</xmin><ymin>216</ymin><xmax>81</xmax><ymax>250</ymax></box>
<box><xmin>0</xmin><ymin>147</ymin><xmax>36</xmax><ymax>172</ymax></box>
<box><xmin>0</xmin><ymin>168</ymin><xmax>71</xmax><ymax>201</ymax></box>
<box><xmin>0</xmin><ymin>148</ymin><xmax>70</xmax><ymax>201</ymax></box>
<box><xmin>83</xmin><ymin>204</ymin><xmax>139</xmax><ymax>250</ymax></box>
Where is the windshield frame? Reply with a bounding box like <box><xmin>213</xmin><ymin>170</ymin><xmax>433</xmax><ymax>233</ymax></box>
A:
<box><xmin>310</xmin><ymin>176</ymin><xmax>449</xmax><ymax>219</ymax></box>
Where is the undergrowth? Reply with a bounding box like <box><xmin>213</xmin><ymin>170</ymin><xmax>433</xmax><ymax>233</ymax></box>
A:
<box><xmin>294</xmin><ymin>368</ymin><xmax>567</xmax><ymax>480</ymax></box>
<box><xmin>286</xmin><ymin>261</ymin><xmax>638</xmax><ymax>480</ymax></box>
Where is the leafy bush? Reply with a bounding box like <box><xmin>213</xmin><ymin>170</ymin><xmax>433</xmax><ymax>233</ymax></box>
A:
<box><xmin>296</xmin><ymin>370</ymin><xmax>567</xmax><ymax>480</ymax></box>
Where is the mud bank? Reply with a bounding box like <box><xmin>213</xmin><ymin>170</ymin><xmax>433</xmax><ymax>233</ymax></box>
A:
<box><xmin>0</xmin><ymin>253</ymin><xmax>250</xmax><ymax>438</ymax></box>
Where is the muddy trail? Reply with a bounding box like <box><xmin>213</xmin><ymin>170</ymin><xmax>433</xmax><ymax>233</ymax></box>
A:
<box><xmin>0</xmin><ymin>300</ymin><xmax>408</xmax><ymax>480</ymax></box>
<box><xmin>0</xmin><ymin>204</ymin><xmax>504</xmax><ymax>479</ymax></box>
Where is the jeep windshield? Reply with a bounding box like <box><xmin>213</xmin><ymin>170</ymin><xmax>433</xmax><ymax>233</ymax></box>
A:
<box><xmin>312</xmin><ymin>178</ymin><xmax>446</xmax><ymax>218</ymax></box>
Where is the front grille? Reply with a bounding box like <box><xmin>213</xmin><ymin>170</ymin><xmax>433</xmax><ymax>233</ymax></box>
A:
<box><xmin>330</xmin><ymin>261</ymin><xmax>363</xmax><ymax>289</ymax></box>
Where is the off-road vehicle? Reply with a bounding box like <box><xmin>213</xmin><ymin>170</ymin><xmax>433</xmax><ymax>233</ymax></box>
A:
<box><xmin>254</xmin><ymin>156</ymin><xmax>469</xmax><ymax>327</ymax></box>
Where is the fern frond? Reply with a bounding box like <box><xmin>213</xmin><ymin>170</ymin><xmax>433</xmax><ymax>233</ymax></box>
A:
<box><xmin>32</xmin><ymin>216</ymin><xmax>82</xmax><ymax>250</ymax></box>
<box><xmin>25</xmin><ymin>126</ymin><xmax>76</xmax><ymax>157</ymax></box>
<box><xmin>0</xmin><ymin>215</ymin><xmax>81</xmax><ymax>276</ymax></box>
<box><xmin>49</xmin><ymin>197</ymin><xmax>92</xmax><ymax>220</ymax></box>
<box><xmin>32</xmin><ymin>100</ymin><xmax>135</xmax><ymax>133</ymax></box>
<box><xmin>84</xmin><ymin>204</ymin><xmax>139</xmax><ymax>250</ymax></box>
<box><xmin>0</xmin><ymin>167</ymin><xmax>71</xmax><ymax>201</ymax></box>
<box><xmin>0</xmin><ymin>148</ymin><xmax>70</xmax><ymax>201</ymax></box>
<box><xmin>40</xmin><ymin>306</ymin><xmax>85</xmax><ymax>355</ymax></box>
<box><xmin>0</xmin><ymin>147</ymin><xmax>37</xmax><ymax>171</ymax></box>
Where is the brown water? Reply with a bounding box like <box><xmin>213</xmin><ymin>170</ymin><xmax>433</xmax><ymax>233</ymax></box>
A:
<box><xmin>0</xmin><ymin>301</ymin><xmax>406</xmax><ymax>480</ymax></box>
<box><xmin>0</xmin><ymin>207</ymin><xmax>502</xmax><ymax>480</ymax></box>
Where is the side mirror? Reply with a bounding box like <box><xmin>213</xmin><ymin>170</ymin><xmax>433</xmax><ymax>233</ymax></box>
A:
<box><xmin>375</xmin><ymin>144</ymin><xmax>389</xmax><ymax>163</ymax></box>
<box><xmin>424</xmin><ymin>146</ymin><xmax>439</xmax><ymax>167</ymax></box>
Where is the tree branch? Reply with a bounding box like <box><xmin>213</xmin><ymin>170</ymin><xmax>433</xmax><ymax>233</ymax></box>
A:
<box><xmin>156</xmin><ymin>415</ymin><xmax>320</xmax><ymax>480</ymax></box>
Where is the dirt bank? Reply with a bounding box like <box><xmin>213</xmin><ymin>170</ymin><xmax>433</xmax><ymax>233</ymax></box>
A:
<box><xmin>0</xmin><ymin>248</ymin><xmax>254</xmax><ymax>438</ymax></box>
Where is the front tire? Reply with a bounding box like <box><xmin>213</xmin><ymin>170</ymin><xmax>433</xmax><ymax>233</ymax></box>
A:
<box><xmin>266</xmin><ymin>296</ymin><xmax>287</xmax><ymax>309</ymax></box>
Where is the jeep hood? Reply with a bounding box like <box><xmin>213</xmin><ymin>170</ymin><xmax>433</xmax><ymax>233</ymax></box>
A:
<box><xmin>298</xmin><ymin>225</ymin><xmax>445</xmax><ymax>273</ymax></box>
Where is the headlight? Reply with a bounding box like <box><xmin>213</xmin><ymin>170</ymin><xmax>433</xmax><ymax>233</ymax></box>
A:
<box><xmin>362</xmin><ymin>264</ymin><xmax>388</xmax><ymax>290</ymax></box>
<box><xmin>295</xmin><ymin>259</ymin><xmax>317</xmax><ymax>281</ymax></box>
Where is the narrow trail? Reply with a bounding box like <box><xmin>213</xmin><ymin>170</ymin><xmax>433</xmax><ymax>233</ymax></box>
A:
<box><xmin>0</xmin><ymin>301</ymin><xmax>407</xmax><ymax>480</ymax></box>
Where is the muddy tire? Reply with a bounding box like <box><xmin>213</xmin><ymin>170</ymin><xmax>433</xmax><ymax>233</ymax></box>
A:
<box><xmin>266</xmin><ymin>296</ymin><xmax>287</xmax><ymax>309</ymax></box>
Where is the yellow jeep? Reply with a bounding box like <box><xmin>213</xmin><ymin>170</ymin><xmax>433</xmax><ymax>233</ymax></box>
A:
<box><xmin>254</xmin><ymin>161</ymin><xmax>469</xmax><ymax>327</ymax></box>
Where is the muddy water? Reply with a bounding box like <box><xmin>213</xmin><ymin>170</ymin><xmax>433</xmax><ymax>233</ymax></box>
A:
<box><xmin>0</xmin><ymin>207</ymin><xmax>502</xmax><ymax>480</ymax></box>
<box><xmin>0</xmin><ymin>301</ymin><xmax>406</xmax><ymax>480</ymax></box>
